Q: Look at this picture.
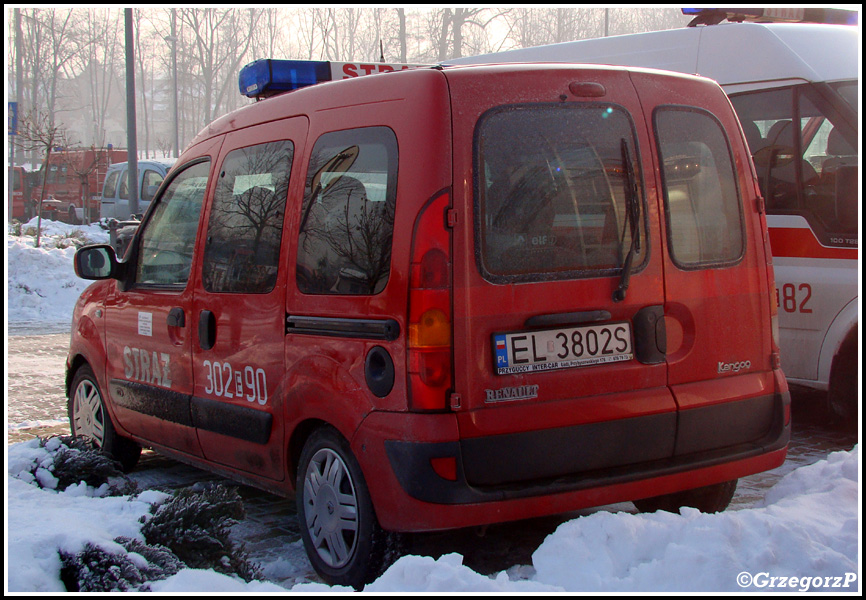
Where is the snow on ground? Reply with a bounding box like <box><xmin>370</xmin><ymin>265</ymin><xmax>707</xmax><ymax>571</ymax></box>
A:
<box><xmin>5</xmin><ymin>221</ymin><xmax>862</xmax><ymax>593</ymax></box>
<box><xmin>5</xmin><ymin>438</ymin><xmax>859</xmax><ymax>593</ymax></box>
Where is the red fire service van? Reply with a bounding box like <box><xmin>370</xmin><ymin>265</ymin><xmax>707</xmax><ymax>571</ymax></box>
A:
<box><xmin>69</xmin><ymin>58</ymin><xmax>790</xmax><ymax>588</ymax></box>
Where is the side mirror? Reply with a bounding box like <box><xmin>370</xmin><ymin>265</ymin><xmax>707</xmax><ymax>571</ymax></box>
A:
<box><xmin>74</xmin><ymin>244</ymin><xmax>118</xmax><ymax>280</ymax></box>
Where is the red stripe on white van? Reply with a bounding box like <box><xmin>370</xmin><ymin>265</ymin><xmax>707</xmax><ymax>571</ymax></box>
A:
<box><xmin>768</xmin><ymin>227</ymin><xmax>857</xmax><ymax>260</ymax></box>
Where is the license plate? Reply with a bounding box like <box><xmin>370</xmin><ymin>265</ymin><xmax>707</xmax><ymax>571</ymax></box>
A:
<box><xmin>492</xmin><ymin>322</ymin><xmax>633</xmax><ymax>375</ymax></box>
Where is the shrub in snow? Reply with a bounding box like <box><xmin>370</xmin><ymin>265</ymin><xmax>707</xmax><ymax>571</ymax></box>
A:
<box><xmin>57</xmin><ymin>484</ymin><xmax>262</xmax><ymax>592</ymax></box>
<box><xmin>15</xmin><ymin>435</ymin><xmax>134</xmax><ymax>496</ymax></box>
<box><xmin>141</xmin><ymin>483</ymin><xmax>263</xmax><ymax>582</ymax></box>
<box><xmin>59</xmin><ymin>537</ymin><xmax>184</xmax><ymax>592</ymax></box>
<box><xmin>51</xmin><ymin>436</ymin><xmax>132</xmax><ymax>492</ymax></box>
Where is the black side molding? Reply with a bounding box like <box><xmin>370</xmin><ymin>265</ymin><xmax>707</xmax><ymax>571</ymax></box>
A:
<box><xmin>286</xmin><ymin>314</ymin><xmax>400</xmax><ymax>341</ymax></box>
<box><xmin>110</xmin><ymin>379</ymin><xmax>272</xmax><ymax>444</ymax></box>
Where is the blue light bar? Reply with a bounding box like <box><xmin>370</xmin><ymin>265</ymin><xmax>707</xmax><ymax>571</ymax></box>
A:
<box><xmin>239</xmin><ymin>59</ymin><xmax>332</xmax><ymax>98</ymax></box>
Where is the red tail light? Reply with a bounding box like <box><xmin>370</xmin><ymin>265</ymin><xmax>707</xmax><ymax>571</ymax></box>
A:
<box><xmin>408</xmin><ymin>191</ymin><xmax>452</xmax><ymax>411</ymax></box>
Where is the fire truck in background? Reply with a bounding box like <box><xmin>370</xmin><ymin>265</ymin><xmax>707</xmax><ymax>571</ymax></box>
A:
<box><xmin>10</xmin><ymin>165</ymin><xmax>33</xmax><ymax>220</ymax></box>
<box><xmin>28</xmin><ymin>147</ymin><xmax>128</xmax><ymax>224</ymax></box>
<box><xmin>449</xmin><ymin>7</ymin><xmax>860</xmax><ymax>424</ymax></box>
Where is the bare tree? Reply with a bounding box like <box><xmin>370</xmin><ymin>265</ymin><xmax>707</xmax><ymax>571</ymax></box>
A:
<box><xmin>178</xmin><ymin>8</ymin><xmax>262</xmax><ymax>126</ymax></box>
<box><xmin>73</xmin><ymin>9</ymin><xmax>123</xmax><ymax>148</ymax></box>
<box><xmin>14</xmin><ymin>110</ymin><xmax>72</xmax><ymax>247</ymax></box>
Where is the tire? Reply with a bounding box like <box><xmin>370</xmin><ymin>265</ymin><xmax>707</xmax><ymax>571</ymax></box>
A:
<box><xmin>68</xmin><ymin>365</ymin><xmax>141</xmax><ymax>472</ymax></box>
<box><xmin>827</xmin><ymin>333</ymin><xmax>857</xmax><ymax>429</ymax></box>
<box><xmin>296</xmin><ymin>426</ymin><xmax>393</xmax><ymax>589</ymax></box>
<box><xmin>633</xmin><ymin>479</ymin><xmax>737</xmax><ymax>514</ymax></box>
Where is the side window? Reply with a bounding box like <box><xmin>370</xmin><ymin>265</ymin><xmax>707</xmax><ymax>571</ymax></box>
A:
<box><xmin>296</xmin><ymin>127</ymin><xmax>398</xmax><ymax>295</ymax></box>
<box><xmin>477</xmin><ymin>104</ymin><xmax>646</xmax><ymax>282</ymax></box>
<box><xmin>119</xmin><ymin>170</ymin><xmax>129</xmax><ymax>200</ymax></box>
<box><xmin>102</xmin><ymin>171</ymin><xmax>119</xmax><ymax>199</ymax></box>
<box><xmin>201</xmin><ymin>141</ymin><xmax>293</xmax><ymax>294</ymax></box>
<box><xmin>136</xmin><ymin>160</ymin><xmax>210</xmax><ymax>286</ymax></box>
<box><xmin>730</xmin><ymin>84</ymin><xmax>858</xmax><ymax>238</ymax></box>
<box><xmin>141</xmin><ymin>169</ymin><xmax>165</xmax><ymax>202</ymax></box>
<box><xmin>655</xmin><ymin>107</ymin><xmax>744</xmax><ymax>267</ymax></box>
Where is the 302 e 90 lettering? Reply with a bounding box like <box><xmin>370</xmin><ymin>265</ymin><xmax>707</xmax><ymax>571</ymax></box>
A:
<box><xmin>202</xmin><ymin>360</ymin><xmax>268</xmax><ymax>405</ymax></box>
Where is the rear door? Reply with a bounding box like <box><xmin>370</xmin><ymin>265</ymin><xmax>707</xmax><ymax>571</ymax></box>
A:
<box><xmin>448</xmin><ymin>67</ymin><xmax>674</xmax><ymax>487</ymax></box>
<box><xmin>191</xmin><ymin>119</ymin><xmax>307</xmax><ymax>481</ymax></box>
<box><xmin>632</xmin><ymin>71</ymin><xmax>777</xmax><ymax>454</ymax></box>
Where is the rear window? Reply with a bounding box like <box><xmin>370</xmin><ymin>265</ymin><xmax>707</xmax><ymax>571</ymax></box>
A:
<box><xmin>654</xmin><ymin>107</ymin><xmax>745</xmax><ymax>267</ymax></box>
<box><xmin>476</xmin><ymin>104</ymin><xmax>646</xmax><ymax>283</ymax></box>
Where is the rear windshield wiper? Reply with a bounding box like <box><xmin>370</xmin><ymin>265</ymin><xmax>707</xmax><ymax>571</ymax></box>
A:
<box><xmin>613</xmin><ymin>138</ymin><xmax>641</xmax><ymax>303</ymax></box>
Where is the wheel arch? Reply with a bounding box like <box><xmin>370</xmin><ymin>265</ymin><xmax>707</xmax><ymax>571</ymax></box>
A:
<box><xmin>818</xmin><ymin>297</ymin><xmax>858</xmax><ymax>386</ymax></box>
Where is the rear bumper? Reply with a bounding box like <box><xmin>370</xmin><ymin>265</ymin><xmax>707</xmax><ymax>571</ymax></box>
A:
<box><xmin>354</xmin><ymin>389</ymin><xmax>790</xmax><ymax>532</ymax></box>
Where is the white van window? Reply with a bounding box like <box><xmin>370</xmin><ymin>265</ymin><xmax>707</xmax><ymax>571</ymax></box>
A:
<box><xmin>102</xmin><ymin>170</ymin><xmax>120</xmax><ymax>199</ymax></box>
<box><xmin>297</xmin><ymin>127</ymin><xmax>398</xmax><ymax>295</ymax></box>
<box><xmin>141</xmin><ymin>170</ymin><xmax>164</xmax><ymax>202</ymax></box>
<box><xmin>730</xmin><ymin>84</ymin><xmax>858</xmax><ymax>238</ymax></box>
<box><xmin>655</xmin><ymin>107</ymin><xmax>744</xmax><ymax>267</ymax></box>
<box><xmin>477</xmin><ymin>104</ymin><xmax>646</xmax><ymax>282</ymax></box>
<box><xmin>136</xmin><ymin>161</ymin><xmax>210</xmax><ymax>286</ymax></box>
<box><xmin>118</xmin><ymin>170</ymin><xmax>129</xmax><ymax>200</ymax></box>
<box><xmin>202</xmin><ymin>141</ymin><xmax>293</xmax><ymax>294</ymax></box>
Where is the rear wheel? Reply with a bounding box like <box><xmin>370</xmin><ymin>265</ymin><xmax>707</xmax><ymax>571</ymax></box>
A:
<box><xmin>296</xmin><ymin>426</ymin><xmax>393</xmax><ymax>589</ymax></box>
<box><xmin>633</xmin><ymin>479</ymin><xmax>737</xmax><ymax>514</ymax></box>
<box><xmin>827</xmin><ymin>331</ymin><xmax>857</xmax><ymax>429</ymax></box>
<box><xmin>68</xmin><ymin>365</ymin><xmax>141</xmax><ymax>472</ymax></box>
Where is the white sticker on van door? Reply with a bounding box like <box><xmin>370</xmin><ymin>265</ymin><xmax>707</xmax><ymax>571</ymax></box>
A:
<box><xmin>138</xmin><ymin>312</ymin><xmax>153</xmax><ymax>336</ymax></box>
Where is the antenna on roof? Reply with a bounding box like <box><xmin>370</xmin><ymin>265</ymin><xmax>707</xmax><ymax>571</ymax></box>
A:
<box><xmin>379</xmin><ymin>40</ymin><xmax>385</xmax><ymax>63</ymax></box>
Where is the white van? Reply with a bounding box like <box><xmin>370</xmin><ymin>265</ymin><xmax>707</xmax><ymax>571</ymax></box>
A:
<box><xmin>450</xmin><ymin>8</ymin><xmax>859</xmax><ymax>423</ymax></box>
<box><xmin>100</xmin><ymin>158</ymin><xmax>177</xmax><ymax>220</ymax></box>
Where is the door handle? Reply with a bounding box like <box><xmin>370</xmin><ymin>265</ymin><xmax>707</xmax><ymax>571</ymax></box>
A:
<box><xmin>199</xmin><ymin>310</ymin><xmax>216</xmax><ymax>350</ymax></box>
<box><xmin>167</xmin><ymin>307</ymin><xmax>185</xmax><ymax>328</ymax></box>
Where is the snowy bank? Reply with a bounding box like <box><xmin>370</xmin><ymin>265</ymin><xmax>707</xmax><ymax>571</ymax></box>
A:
<box><xmin>6</xmin><ymin>436</ymin><xmax>859</xmax><ymax>593</ymax></box>
<box><xmin>7</xmin><ymin>218</ymin><xmax>109</xmax><ymax>327</ymax></box>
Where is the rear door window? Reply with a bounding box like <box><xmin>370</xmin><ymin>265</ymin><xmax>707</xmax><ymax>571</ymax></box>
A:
<box><xmin>654</xmin><ymin>107</ymin><xmax>745</xmax><ymax>268</ymax></box>
<box><xmin>296</xmin><ymin>127</ymin><xmax>398</xmax><ymax>295</ymax></box>
<box><xmin>476</xmin><ymin>104</ymin><xmax>646</xmax><ymax>283</ymax></box>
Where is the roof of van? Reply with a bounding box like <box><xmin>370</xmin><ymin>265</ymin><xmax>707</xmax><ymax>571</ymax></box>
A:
<box><xmin>447</xmin><ymin>23</ymin><xmax>858</xmax><ymax>92</ymax></box>
<box><xmin>193</xmin><ymin>62</ymin><xmax>720</xmax><ymax>147</ymax></box>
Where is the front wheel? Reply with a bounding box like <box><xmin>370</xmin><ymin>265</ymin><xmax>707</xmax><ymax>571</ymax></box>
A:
<box><xmin>633</xmin><ymin>479</ymin><xmax>737</xmax><ymax>514</ymax></box>
<box><xmin>68</xmin><ymin>365</ymin><xmax>141</xmax><ymax>472</ymax></box>
<box><xmin>296</xmin><ymin>427</ymin><xmax>393</xmax><ymax>589</ymax></box>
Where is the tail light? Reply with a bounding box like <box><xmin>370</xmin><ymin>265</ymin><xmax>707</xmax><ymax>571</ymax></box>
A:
<box><xmin>408</xmin><ymin>191</ymin><xmax>452</xmax><ymax>411</ymax></box>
